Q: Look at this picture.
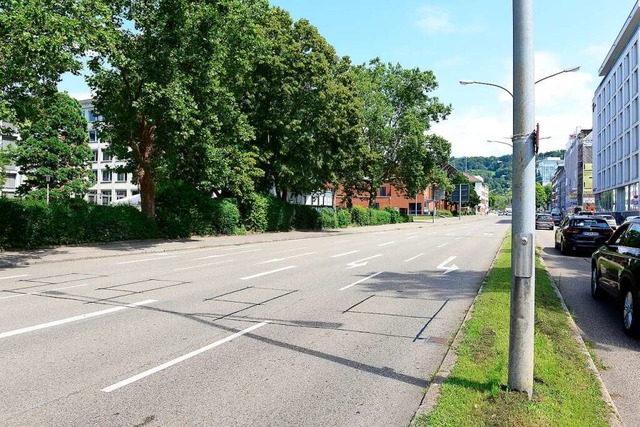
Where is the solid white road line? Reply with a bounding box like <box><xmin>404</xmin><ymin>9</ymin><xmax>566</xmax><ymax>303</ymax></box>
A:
<box><xmin>331</xmin><ymin>250</ymin><xmax>360</xmax><ymax>258</ymax></box>
<box><xmin>258</xmin><ymin>252</ymin><xmax>315</xmax><ymax>264</ymax></box>
<box><xmin>407</xmin><ymin>236</ymin><xmax>419</xmax><ymax>240</ymax></box>
<box><xmin>0</xmin><ymin>274</ymin><xmax>28</xmax><ymax>281</ymax></box>
<box><xmin>173</xmin><ymin>260</ymin><xmax>234</xmax><ymax>272</ymax></box>
<box><xmin>0</xmin><ymin>283</ymin><xmax>89</xmax><ymax>301</ymax></box>
<box><xmin>102</xmin><ymin>321</ymin><xmax>269</xmax><ymax>393</ymax></box>
<box><xmin>0</xmin><ymin>299</ymin><xmax>156</xmax><ymax>339</ymax></box>
<box><xmin>404</xmin><ymin>253</ymin><xmax>425</xmax><ymax>263</ymax></box>
<box><xmin>437</xmin><ymin>242</ymin><xmax>449</xmax><ymax>248</ymax></box>
<box><xmin>195</xmin><ymin>249</ymin><xmax>261</xmax><ymax>260</ymax></box>
<box><xmin>339</xmin><ymin>271</ymin><xmax>384</xmax><ymax>291</ymax></box>
<box><xmin>115</xmin><ymin>256</ymin><xmax>178</xmax><ymax>265</ymax></box>
<box><xmin>377</xmin><ymin>241</ymin><xmax>395</xmax><ymax>247</ymax></box>
<box><xmin>239</xmin><ymin>266</ymin><xmax>296</xmax><ymax>281</ymax></box>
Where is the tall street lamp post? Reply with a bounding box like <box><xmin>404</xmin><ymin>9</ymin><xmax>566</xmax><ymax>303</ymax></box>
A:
<box><xmin>459</xmin><ymin>2</ymin><xmax>579</xmax><ymax>398</ymax></box>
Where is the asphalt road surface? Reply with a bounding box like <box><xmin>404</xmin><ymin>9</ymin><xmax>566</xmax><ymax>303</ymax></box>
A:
<box><xmin>0</xmin><ymin>216</ymin><xmax>509</xmax><ymax>426</ymax></box>
<box><xmin>538</xmin><ymin>228</ymin><xmax>640</xmax><ymax>427</ymax></box>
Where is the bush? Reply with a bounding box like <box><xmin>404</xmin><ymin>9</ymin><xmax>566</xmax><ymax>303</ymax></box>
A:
<box><xmin>319</xmin><ymin>208</ymin><xmax>338</xmax><ymax>229</ymax></box>
<box><xmin>293</xmin><ymin>205</ymin><xmax>320</xmax><ymax>230</ymax></box>
<box><xmin>351</xmin><ymin>205</ymin><xmax>370</xmax><ymax>226</ymax></box>
<box><xmin>438</xmin><ymin>210</ymin><xmax>453</xmax><ymax>218</ymax></box>
<box><xmin>336</xmin><ymin>209</ymin><xmax>351</xmax><ymax>228</ymax></box>
<box><xmin>238</xmin><ymin>193</ymin><xmax>268</xmax><ymax>233</ymax></box>
<box><xmin>156</xmin><ymin>181</ymin><xmax>240</xmax><ymax>238</ymax></box>
<box><xmin>265</xmin><ymin>195</ymin><xmax>295</xmax><ymax>231</ymax></box>
<box><xmin>0</xmin><ymin>198</ymin><xmax>156</xmax><ymax>249</ymax></box>
<box><xmin>385</xmin><ymin>206</ymin><xmax>399</xmax><ymax>224</ymax></box>
<box><xmin>370</xmin><ymin>209</ymin><xmax>391</xmax><ymax>225</ymax></box>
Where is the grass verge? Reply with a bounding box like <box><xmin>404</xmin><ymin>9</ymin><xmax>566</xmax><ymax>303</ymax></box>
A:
<box><xmin>414</xmin><ymin>233</ymin><xmax>612</xmax><ymax>426</ymax></box>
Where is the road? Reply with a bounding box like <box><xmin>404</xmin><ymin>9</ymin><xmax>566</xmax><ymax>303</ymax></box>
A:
<box><xmin>0</xmin><ymin>216</ymin><xmax>509</xmax><ymax>426</ymax></box>
<box><xmin>538</xmin><ymin>229</ymin><xmax>640</xmax><ymax>427</ymax></box>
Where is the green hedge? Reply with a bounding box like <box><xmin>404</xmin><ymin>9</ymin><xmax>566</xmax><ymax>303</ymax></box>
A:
<box><xmin>319</xmin><ymin>208</ymin><xmax>338</xmax><ymax>229</ymax></box>
<box><xmin>0</xmin><ymin>198</ymin><xmax>156</xmax><ymax>249</ymax></box>
<box><xmin>156</xmin><ymin>182</ymin><xmax>240</xmax><ymax>238</ymax></box>
<box><xmin>336</xmin><ymin>209</ymin><xmax>351</xmax><ymax>228</ymax></box>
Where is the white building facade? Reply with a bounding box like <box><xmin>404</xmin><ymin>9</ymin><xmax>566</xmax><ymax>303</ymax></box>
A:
<box><xmin>536</xmin><ymin>157</ymin><xmax>563</xmax><ymax>186</ymax></box>
<box><xmin>593</xmin><ymin>2</ymin><xmax>640</xmax><ymax>212</ymax></box>
<box><xmin>79</xmin><ymin>99</ymin><xmax>139</xmax><ymax>205</ymax></box>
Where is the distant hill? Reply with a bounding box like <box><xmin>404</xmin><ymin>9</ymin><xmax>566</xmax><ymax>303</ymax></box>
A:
<box><xmin>450</xmin><ymin>149</ymin><xmax>565</xmax><ymax>196</ymax></box>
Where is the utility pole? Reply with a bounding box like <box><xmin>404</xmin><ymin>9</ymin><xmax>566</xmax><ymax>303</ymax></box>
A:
<box><xmin>509</xmin><ymin>0</ymin><xmax>536</xmax><ymax>398</ymax></box>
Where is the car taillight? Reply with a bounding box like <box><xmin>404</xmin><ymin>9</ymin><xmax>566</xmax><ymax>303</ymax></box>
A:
<box><xmin>565</xmin><ymin>227</ymin><xmax>580</xmax><ymax>234</ymax></box>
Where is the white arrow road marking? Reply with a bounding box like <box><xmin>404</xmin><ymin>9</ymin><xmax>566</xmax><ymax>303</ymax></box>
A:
<box><xmin>339</xmin><ymin>271</ymin><xmax>384</xmax><ymax>291</ymax></box>
<box><xmin>102</xmin><ymin>321</ymin><xmax>269</xmax><ymax>392</ymax></box>
<box><xmin>437</xmin><ymin>256</ymin><xmax>458</xmax><ymax>274</ymax></box>
<box><xmin>0</xmin><ymin>299</ymin><xmax>156</xmax><ymax>339</ymax></box>
<box><xmin>346</xmin><ymin>254</ymin><xmax>382</xmax><ymax>269</ymax></box>
<box><xmin>258</xmin><ymin>252</ymin><xmax>316</xmax><ymax>264</ymax></box>
<box><xmin>331</xmin><ymin>250</ymin><xmax>360</xmax><ymax>258</ymax></box>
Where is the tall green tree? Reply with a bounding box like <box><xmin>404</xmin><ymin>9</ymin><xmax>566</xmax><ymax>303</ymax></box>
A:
<box><xmin>12</xmin><ymin>92</ymin><xmax>93</xmax><ymax>199</ymax></box>
<box><xmin>535</xmin><ymin>182</ymin><xmax>552</xmax><ymax>210</ymax></box>
<box><xmin>0</xmin><ymin>0</ymin><xmax>108</xmax><ymax>121</ymax></box>
<box><xmin>246</xmin><ymin>8</ymin><xmax>362</xmax><ymax>200</ymax></box>
<box><xmin>88</xmin><ymin>0</ymin><xmax>268</xmax><ymax>218</ymax></box>
<box><xmin>346</xmin><ymin>59</ymin><xmax>452</xmax><ymax>206</ymax></box>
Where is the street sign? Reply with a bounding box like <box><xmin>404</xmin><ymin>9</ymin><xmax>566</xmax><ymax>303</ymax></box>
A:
<box><xmin>451</xmin><ymin>184</ymin><xmax>469</xmax><ymax>203</ymax></box>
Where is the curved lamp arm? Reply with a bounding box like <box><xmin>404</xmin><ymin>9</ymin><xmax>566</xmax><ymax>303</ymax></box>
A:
<box><xmin>459</xmin><ymin>80</ymin><xmax>513</xmax><ymax>97</ymax></box>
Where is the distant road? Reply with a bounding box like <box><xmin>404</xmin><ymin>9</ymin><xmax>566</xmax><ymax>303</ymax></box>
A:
<box><xmin>0</xmin><ymin>216</ymin><xmax>509</xmax><ymax>426</ymax></box>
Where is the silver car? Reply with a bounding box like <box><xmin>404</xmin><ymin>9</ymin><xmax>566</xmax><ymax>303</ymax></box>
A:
<box><xmin>596</xmin><ymin>214</ymin><xmax>617</xmax><ymax>230</ymax></box>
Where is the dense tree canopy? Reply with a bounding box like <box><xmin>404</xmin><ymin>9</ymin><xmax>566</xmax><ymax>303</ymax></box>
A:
<box><xmin>246</xmin><ymin>7</ymin><xmax>362</xmax><ymax>200</ymax></box>
<box><xmin>3</xmin><ymin>0</ymin><xmax>455</xmax><ymax>222</ymax></box>
<box><xmin>12</xmin><ymin>92</ymin><xmax>93</xmax><ymax>199</ymax></box>
<box><xmin>344</xmin><ymin>59</ymin><xmax>452</xmax><ymax>206</ymax></box>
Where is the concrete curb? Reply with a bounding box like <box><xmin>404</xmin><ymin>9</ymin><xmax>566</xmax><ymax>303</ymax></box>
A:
<box><xmin>540</xmin><ymin>255</ymin><xmax>624</xmax><ymax>427</ymax></box>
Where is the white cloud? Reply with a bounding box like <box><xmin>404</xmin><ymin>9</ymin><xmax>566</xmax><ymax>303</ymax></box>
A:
<box><xmin>415</xmin><ymin>6</ymin><xmax>454</xmax><ymax>34</ymax></box>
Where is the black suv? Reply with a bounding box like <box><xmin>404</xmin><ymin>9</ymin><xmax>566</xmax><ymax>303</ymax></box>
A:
<box><xmin>591</xmin><ymin>218</ymin><xmax>640</xmax><ymax>336</ymax></box>
<box><xmin>555</xmin><ymin>215</ymin><xmax>613</xmax><ymax>255</ymax></box>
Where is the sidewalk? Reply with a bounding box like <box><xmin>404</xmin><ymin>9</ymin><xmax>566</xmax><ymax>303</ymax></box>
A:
<box><xmin>0</xmin><ymin>216</ymin><xmax>481</xmax><ymax>268</ymax></box>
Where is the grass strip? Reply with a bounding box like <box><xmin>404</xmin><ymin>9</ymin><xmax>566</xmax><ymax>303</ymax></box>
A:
<box><xmin>414</xmin><ymin>233</ymin><xmax>612</xmax><ymax>426</ymax></box>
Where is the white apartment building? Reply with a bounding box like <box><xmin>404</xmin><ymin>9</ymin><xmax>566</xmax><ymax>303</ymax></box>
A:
<box><xmin>0</xmin><ymin>121</ymin><xmax>23</xmax><ymax>198</ymax></box>
<box><xmin>536</xmin><ymin>157</ymin><xmax>563</xmax><ymax>186</ymax></box>
<box><xmin>78</xmin><ymin>99</ymin><xmax>139</xmax><ymax>205</ymax></box>
<box><xmin>593</xmin><ymin>2</ymin><xmax>640</xmax><ymax>212</ymax></box>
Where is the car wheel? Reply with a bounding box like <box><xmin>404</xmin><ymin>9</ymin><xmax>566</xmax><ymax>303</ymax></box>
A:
<box><xmin>622</xmin><ymin>286</ymin><xmax>640</xmax><ymax>337</ymax></box>
<box><xmin>555</xmin><ymin>238</ymin><xmax>560</xmax><ymax>250</ymax></box>
<box><xmin>591</xmin><ymin>267</ymin><xmax>603</xmax><ymax>300</ymax></box>
<box><xmin>560</xmin><ymin>238</ymin><xmax>570</xmax><ymax>255</ymax></box>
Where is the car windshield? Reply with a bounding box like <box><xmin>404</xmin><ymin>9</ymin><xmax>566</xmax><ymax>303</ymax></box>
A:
<box><xmin>570</xmin><ymin>218</ymin><xmax>609</xmax><ymax>228</ymax></box>
<box><xmin>537</xmin><ymin>215</ymin><xmax>552</xmax><ymax>220</ymax></box>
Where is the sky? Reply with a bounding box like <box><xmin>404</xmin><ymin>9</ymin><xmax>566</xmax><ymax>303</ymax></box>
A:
<box><xmin>60</xmin><ymin>0</ymin><xmax>638</xmax><ymax>158</ymax></box>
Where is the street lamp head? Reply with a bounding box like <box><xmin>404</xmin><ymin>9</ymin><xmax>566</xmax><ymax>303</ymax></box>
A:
<box><xmin>459</xmin><ymin>80</ymin><xmax>475</xmax><ymax>85</ymax></box>
<box><xmin>565</xmin><ymin>66</ymin><xmax>580</xmax><ymax>73</ymax></box>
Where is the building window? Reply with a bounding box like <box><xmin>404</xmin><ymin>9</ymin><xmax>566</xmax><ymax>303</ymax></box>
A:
<box><xmin>379</xmin><ymin>187</ymin><xmax>387</xmax><ymax>197</ymax></box>
<box><xmin>88</xmin><ymin>190</ymin><xmax>97</xmax><ymax>203</ymax></box>
<box><xmin>89</xmin><ymin>129</ymin><xmax>98</xmax><ymax>142</ymax></box>
<box><xmin>101</xmin><ymin>170</ymin><xmax>112</xmax><ymax>182</ymax></box>
<box><xmin>88</xmin><ymin>111</ymin><xmax>99</xmax><ymax>123</ymax></box>
<box><xmin>116</xmin><ymin>190</ymin><xmax>127</xmax><ymax>200</ymax></box>
<box><xmin>101</xmin><ymin>190</ymin><xmax>112</xmax><ymax>205</ymax></box>
<box><xmin>4</xmin><ymin>173</ymin><xmax>16</xmax><ymax>188</ymax></box>
<box><xmin>116</xmin><ymin>172</ymin><xmax>127</xmax><ymax>182</ymax></box>
<box><xmin>102</xmin><ymin>151</ymin><xmax>112</xmax><ymax>162</ymax></box>
<box><xmin>92</xmin><ymin>150</ymin><xmax>98</xmax><ymax>162</ymax></box>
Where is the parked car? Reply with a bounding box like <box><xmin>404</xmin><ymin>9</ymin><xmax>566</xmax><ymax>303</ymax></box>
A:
<box><xmin>595</xmin><ymin>214</ymin><xmax>617</xmax><ymax>230</ymax></box>
<box><xmin>551</xmin><ymin>209</ymin><xmax>563</xmax><ymax>225</ymax></box>
<box><xmin>535</xmin><ymin>213</ymin><xmax>554</xmax><ymax>230</ymax></box>
<box><xmin>591</xmin><ymin>219</ymin><xmax>640</xmax><ymax>336</ymax></box>
<box><xmin>554</xmin><ymin>215</ymin><xmax>614</xmax><ymax>255</ymax></box>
